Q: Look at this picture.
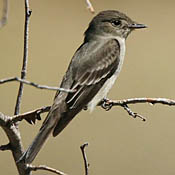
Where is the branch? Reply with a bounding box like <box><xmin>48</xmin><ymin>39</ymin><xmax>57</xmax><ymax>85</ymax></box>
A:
<box><xmin>100</xmin><ymin>97</ymin><xmax>175</xmax><ymax>121</ymax></box>
<box><xmin>29</xmin><ymin>143</ymin><xmax>90</xmax><ymax>175</ymax></box>
<box><xmin>29</xmin><ymin>165</ymin><xmax>67</xmax><ymax>175</ymax></box>
<box><xmin>0</xmin><ymin>77</ymin><xmax>74</xmax><ymax>93</ymax></box>
<box><xmin>112</xmin><ymin>98</ymin><xmax>175</xmax><ymax>106</ymax></box>
<box><xmin>85</xmin><ymin>0</ymin><xmax>95</xmax><ymax>14</ymax></box>
<box><xmin>12</xmin><ymin>106</ymin><xmax>51</xmax><ymax>124</ymax></box>
<box><xmin>0</xmin><ymin>1</ymin><xmax>33</xmax><ymax>174</ymax></box>
<box><xmin>0</xmin><ymin>0</ymin><xmax>8</xmax><ymax>28</ymax></box>
<box><xmin>9</xmin><ymin>97</ymin><xmax>175</xmax><ymax>125</ymax></box>
<box><xmin>0</xmin><ymin>113</ymin><xmax>31</xmax><ymax>175</ymax></box>
<box><xmin>14</xmin><ymin>0</ymin><xmax>32</xmax><ymax>115</ymax></box>
<box><xmin>1</xmin><ymin>97</ymin><xmax>175</xmax><ymax>174</ymax></box>
<box><xmin>80</xmin><ymin>143</ymin><xmax>89</xmax><ymax>175</ymax></box>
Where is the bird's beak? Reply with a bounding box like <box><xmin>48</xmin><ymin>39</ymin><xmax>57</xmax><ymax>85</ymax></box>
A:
<box><xmin>129</xmin><ymin>23</ymin><xmax>147</xmax><ymax>29</ymax></box>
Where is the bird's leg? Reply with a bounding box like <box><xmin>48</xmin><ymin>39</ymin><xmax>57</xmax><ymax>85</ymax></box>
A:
<box><xmin>100</xmin><ymin>98</ymin><xmax>113</xmax><ymax>111</ymax></box>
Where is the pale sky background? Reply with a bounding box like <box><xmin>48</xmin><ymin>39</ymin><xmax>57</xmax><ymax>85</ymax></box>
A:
<box><xmin>1</xmin><ymin>0</ymin><xmax>175</xmax><ymax>174</ymax></box>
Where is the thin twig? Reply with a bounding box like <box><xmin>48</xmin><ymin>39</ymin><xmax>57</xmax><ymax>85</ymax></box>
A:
<box><xmin>80</xmin><ymin>143</ymin><xmax>89</xmax><ymax>175</ymax></box>
<box><xmin>12</xmin><ymin>106</ymin><xmax>51</xmax><ymax>124</ymax></box>
<box><xmin>0</xmin><ymin>0</ymin><xmax>8</xmax><ymax>28</ymax></box>
<box><xmin>100</xmin><ymin>97</ymin><xmax>175</xmax><ymax>121</ymax></box>
<box><xmin>29</xmin><ymin>165</ymin><xmax>68</xmax><ymax>175</ymax></box>
<box><xmin>85</xmin><ymin>0</ymin><xmax>95</xmax><ymax>14</ymax></box>
<box><xmin>14</xmin><ymin>0</ymin><xmax>32</xmax><ymax>115</ymax></box>
<box><xmin>0</xmin><ymin>77</ymin><xmax>74</xmax><ymax>93</ymax></box>
<box><xmin>111</xmin><ymin>98</ymin><xmax>175</xmax><ymax>106</ymax></box>
<box><xmin>122</xmin><ymin>104</ymin><xmax>146</xmax><ymax>121</ymax></box>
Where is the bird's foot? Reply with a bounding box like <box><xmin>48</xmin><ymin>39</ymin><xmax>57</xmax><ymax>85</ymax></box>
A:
<box><xmin>83</xmin><ymin>105</ymin><xmax>88</xmax><ymax>110</ymax></box>
<box><xmin>100</xmin><ymin>98</ymin><xmax>113</xmax><ymax>111</ymax></box>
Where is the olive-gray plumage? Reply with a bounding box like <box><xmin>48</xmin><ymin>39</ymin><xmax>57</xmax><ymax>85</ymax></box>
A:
<box><xmin>20</xmin><ymin>10</ymin><xmax>146</xmax><ymax>163</ymax></box>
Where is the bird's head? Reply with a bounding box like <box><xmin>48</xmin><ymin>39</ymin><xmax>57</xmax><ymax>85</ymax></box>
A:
<box><xmin>84</xmin><ymin>10</ymin><xmax>147</xmax><ymax>41</ymax></box>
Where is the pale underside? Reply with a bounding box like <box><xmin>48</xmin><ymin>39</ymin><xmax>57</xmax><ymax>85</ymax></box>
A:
<box><xmin>87</xmin><ymin>36</ymin><xmax>126</xmax><ymax>112</ymax></box>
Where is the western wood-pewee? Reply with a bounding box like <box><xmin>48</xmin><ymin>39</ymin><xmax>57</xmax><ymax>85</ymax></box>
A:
<box><xmin>21</xmin><ymin>10</ymin><xmax>146</xmax><ymax>163</ymax></box>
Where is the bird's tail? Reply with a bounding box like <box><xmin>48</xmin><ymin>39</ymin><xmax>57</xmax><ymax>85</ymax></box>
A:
<box><xmin>19</xmin><ymin>107</ymin><xmax>60</xmax><ymax>164</ymax></box>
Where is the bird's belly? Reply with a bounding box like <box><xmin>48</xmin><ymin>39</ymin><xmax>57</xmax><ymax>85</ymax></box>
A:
<box><xmin>87</xmin><ymin>36</ymin><xmax>125</xmax><ymax>112</ymax></box>
<box><xmin>87</xmin><ymin>71</ymin><xmax>118</xmax><ymax>112</ymax></box>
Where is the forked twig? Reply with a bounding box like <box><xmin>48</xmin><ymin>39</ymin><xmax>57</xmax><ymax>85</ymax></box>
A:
<box><xmin>100</xmin><ymin>97</ymin><xmax>175</xmax><ymax>121</ymax></box>
<box><xmin>80</xmin><ymin>143</ymin><xmax>89</xmax><ymax>175</ymax></box>
<box><xmin>122</xmin><ymin>104</ymin><xmax>146</xmax><ymax>121</ymax></box>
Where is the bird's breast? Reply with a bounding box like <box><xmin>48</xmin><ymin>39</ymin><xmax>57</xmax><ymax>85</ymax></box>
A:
<box><xmin>87</xmin><ymin>36</ymin><xmax>126</xmax><ymax>112</ymax></box>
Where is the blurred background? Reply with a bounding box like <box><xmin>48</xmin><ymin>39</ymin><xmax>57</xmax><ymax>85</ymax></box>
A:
<box><xmin>1</xmin><ymin>0</ymin><xmax>175</xmax><ymax>174</ymax></box>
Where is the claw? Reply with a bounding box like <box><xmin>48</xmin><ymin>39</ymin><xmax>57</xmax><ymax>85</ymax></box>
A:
<box><xmin>83</xmin><ymin>106</ymin><xmax>88</xmax><ymax>110</ymax></box>
<box><xmin>101</xmin><ymin>98</ymin><xmax>113</xmax><ymax>111</ymax></box>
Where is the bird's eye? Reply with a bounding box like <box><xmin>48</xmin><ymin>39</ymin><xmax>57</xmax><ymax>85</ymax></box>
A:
<box><xmin>111</xmin><ymin>20</ymin><xmax>121</xmax><ymax>27</ymax></box>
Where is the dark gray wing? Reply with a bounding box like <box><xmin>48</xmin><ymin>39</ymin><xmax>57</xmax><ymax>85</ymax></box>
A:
<box><xmin>52</xmin><ymin>38</ymin><xmax>121</xmax><ymax>136</ymax></box>
<box><xmin>66</xmin><ymin>39</ymin><xmax>120</xmax><ymax>109</ymax></box>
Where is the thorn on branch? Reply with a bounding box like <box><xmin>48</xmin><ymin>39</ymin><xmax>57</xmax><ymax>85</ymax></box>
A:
<box><xmin>27</xmin><ymin>10</ymin><xmax>32</xmax><ymax>17</ymax></box>
<box><xmin>0</xmin><ymin>143</ymin><xmax>11</xmax><ymax>151</ymax></box>
<box><xmin>80</xmin><ymin>143</ymin><xmax>89</xmax><ymax>175</ymax></box>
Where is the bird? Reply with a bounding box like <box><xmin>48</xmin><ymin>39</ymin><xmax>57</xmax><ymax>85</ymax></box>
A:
<box><xmin>20</xmin><ymin>10</ymin><xmax>147</xmax><ymax>163</ymax></box>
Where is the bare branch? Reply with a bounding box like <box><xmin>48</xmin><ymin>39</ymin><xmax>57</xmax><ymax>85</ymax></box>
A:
<box><xmin>14</xmin><ymin>0</ymin><xmax>32</xmax><ymax>115</ymax></box>
<box><xmin>111</xmin><ymin>98</ymin><xmax>175</xmax><ymax>106</ymax></box>
<box><xmin>1</xmin><ymin>97</ymin><xmax>175</xmax><ymax>174</ymax></box>
<box><xmin>85</xmin><ymin>0</ymin><xmax>95</xmax><ymax>14</ymax></box>
<box><xmin>100</xmin><ymin>97</ymin><xmax>175</xmax><ymax>121</ymax></box>
<box><xmin>12</xmin><ymin>106</ymin><xmax>51</xmax><ymax>124</ymax></box>
<box><xmin>0</xmin><ymin>1</ymin><xmax>33</xmax><ymax>174</ymax></box>
<box><xmin>9</xmin><ymin>97</ymin><xmax>175</xmax><ymax>125</ymax></box>
<box><xmin>80</xmin><ymin>143</ymin><xmax>89</xmax><ymax>175</ymax></box>
<box><xmin>0</xmin><ymin>77</ymin><xmax>74</xmax><ymax>93</ymax></box>
<box><xmin>0</xmin><ymin>113</ymin><xmax>31</xmax><ymax>175</ymax></box>
<box><xmin>0</xmin><ymin>0</ymin><xmax>8</xmax><ymax>28</ymax></box>
<box><xmin>29</xmin><ymin>164</ymin><xmax>68</xmax><ymax>175</ymax></box>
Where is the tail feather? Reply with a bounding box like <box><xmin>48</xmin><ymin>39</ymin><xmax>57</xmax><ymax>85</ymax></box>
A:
<box><xmin>19</xmin><ymin>92</ymin><xmax>81</xmax><ymax>163</ymax></box>
<box><xmin>53</xmin><ymin>112</ymin><xmax>75</xmax><ymax>137</ymax></box>
<box><xmin>52</xmin><ymin>106</ymin><xmax>83</xmax><ymax>137</ymax></box>
<box><xmin>19</xmin><ymin>107</ymin><xmax>60</xmax><ymax>164</ymax></box>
